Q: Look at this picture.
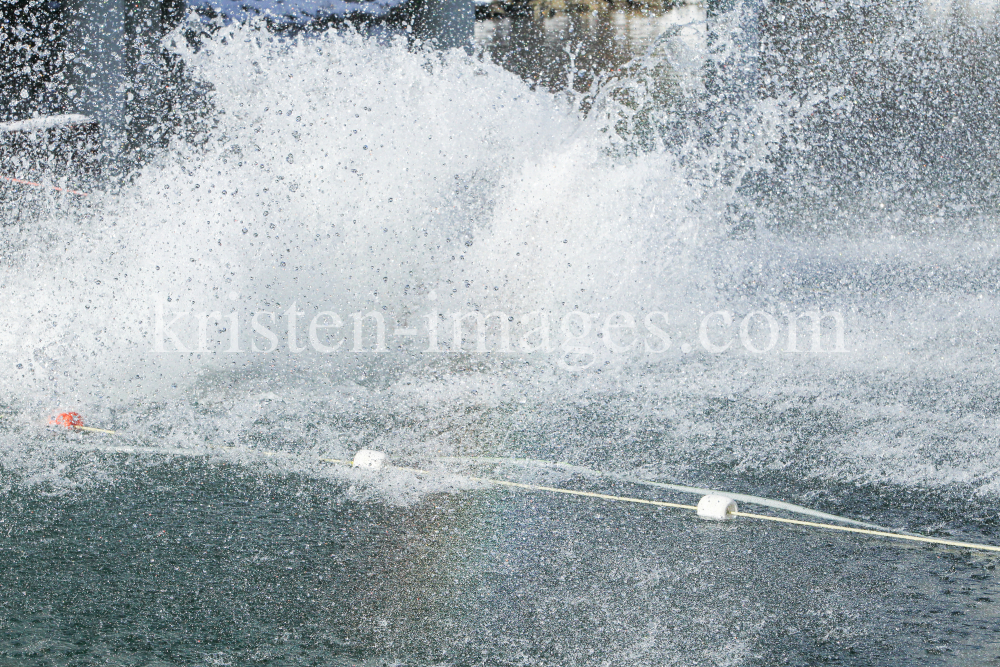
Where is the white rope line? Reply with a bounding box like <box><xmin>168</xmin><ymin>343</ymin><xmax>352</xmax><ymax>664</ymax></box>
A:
<box><xmin>732</xmin><ymin>511</ymin><xmax>1000</xmax><ymax>553</ymax></box>
<box><xmin>468</xmin><ymin>477</ymin><xmax>697</xmax><ymax>512</ymax></box>
<box><xmin>38</xmin><ymin>426</ymin><xmax>1000</xmax><ymax>554</ymax></box>
<box><xmin>434</xmin><ymin>455</ymin><xmax>892</xmax><ymax>532</ymax></box>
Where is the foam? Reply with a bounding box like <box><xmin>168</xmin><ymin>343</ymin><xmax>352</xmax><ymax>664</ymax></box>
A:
<box><xmin>3</xmin><ymin>21</ymin><xmax>1000</xmax><ymax>502</ymax></box>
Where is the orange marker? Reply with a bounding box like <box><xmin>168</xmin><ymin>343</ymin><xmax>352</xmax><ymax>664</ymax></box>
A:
<box><xmin>49</xmin><ymin>412</ymin><xmax>84</xmax><ymax>429</ymax></box>
<box><xmin>48</xmin><ymin>412</ymin><xmax>119</xmax><ymax>435</ymax></box>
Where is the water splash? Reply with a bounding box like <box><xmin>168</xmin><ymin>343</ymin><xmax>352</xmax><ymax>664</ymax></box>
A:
<box><xmin>3</xmin><ymin>10</ymin><xmax>1000</xmax><ymax>509</ymax></box>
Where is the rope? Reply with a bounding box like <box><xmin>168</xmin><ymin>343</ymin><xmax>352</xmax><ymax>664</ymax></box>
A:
<box><xmin>473</xmin><ymin>476</ymin><xmax>1000</xmax><ymax>553</ymax></box>
<box><xmin>73</xmin><ymin>425</ymin><xmax>121</xmax><ymax>436</ymax></box>
<box><xmin>1</xmin><ymin>174</ymin><xmax>89</xmax><ymax>196</ymax></box>
<box><xmin>732</xmin><ymin>511</ymin><xmax>1000</xmax><ymax>553</ymax></box>
<box><xmin>45</xmin><ymin>426</ymin><xmax>1000</xmax><ymax>554</ymax></box>
<box><xmin>435</xmin><ymin>455</ymin><xmax>891</xmax><ymax>532</ymax></box>
<box><xmin>467</xmin><ymin>477</ymin><xmax>697</xmax><ymax>511</ymax></box>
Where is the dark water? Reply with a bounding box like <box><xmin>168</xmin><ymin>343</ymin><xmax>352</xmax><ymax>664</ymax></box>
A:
<box><xmin>2</xmin><ymin>457</ymin><xmax>1000</xmax><ymax>666</ymax></box>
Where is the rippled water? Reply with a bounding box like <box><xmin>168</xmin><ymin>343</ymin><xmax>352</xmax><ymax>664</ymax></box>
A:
<box><xmin>2</xmin><ymin>1</ymin><xmax>1000</xmax><ymax>663</ymax></box>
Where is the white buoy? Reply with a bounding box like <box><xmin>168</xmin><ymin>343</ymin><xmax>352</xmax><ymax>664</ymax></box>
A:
<box><xmin>697</xmin><ymin>494</ymin><xmax>737</xmax><ymax>521</ymax></box>
<box><xmin>352</xmin><ymin>449</ymin><xmax>387</xmax><ymax>470</ymax></box>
